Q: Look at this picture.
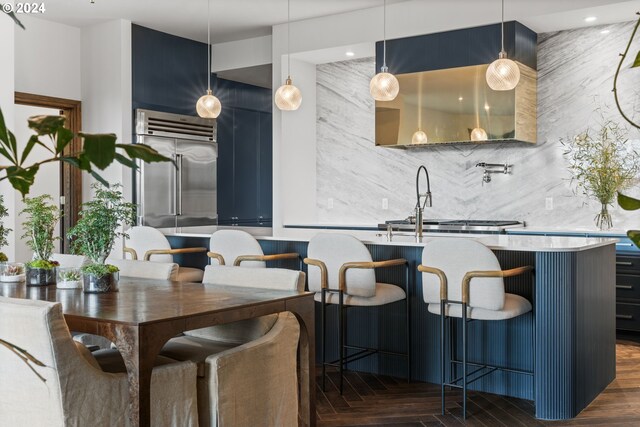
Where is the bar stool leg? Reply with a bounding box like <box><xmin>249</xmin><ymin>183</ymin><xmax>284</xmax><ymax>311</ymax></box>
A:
<box><xmin>339</xmin><ymin>290</ymin><xmax>345</xmax><ymax>394</ymax></box>
<box><xmin>440</xmin><ymin>300</ymin><xmax>446</xmax><ymax>415</ymax></box>
<box><xmin>321</xmin><ymin>289</ymin><xmax>327</xmax><ymax>391</ymax></box>
<box><xmin>462</xmin><ymin>302</ymin><xmax>468</xmax><ymax>420</ymax></box>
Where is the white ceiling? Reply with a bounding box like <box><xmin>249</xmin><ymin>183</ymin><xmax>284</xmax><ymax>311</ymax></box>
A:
<box><xmin>25</xmin><ymin>0</ymin><xmax>640</xmax><ymax>44</ymax></box>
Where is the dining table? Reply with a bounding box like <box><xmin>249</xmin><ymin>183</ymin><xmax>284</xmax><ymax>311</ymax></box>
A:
<box><xmin>0</xmin><ymin>279</ymin><xmax>316</xmax><ymax>427</ymax></box>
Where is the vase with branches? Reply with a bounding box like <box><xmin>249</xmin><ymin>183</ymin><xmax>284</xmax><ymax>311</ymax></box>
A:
<box><xmin>562</xmin><ymin>118</ymin><xmax>640</xmax><ymax>230</ymax></box>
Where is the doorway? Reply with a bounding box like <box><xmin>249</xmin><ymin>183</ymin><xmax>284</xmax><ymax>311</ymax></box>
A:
<box><xmin>14</xmin><ymin>92</ymin><xmax>82</xmax><ymax>254</ymax></box>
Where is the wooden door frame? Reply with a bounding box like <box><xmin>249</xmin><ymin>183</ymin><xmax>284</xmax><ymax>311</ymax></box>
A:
<box><xmin>14</xmin><ymin>92</ymin><xmax>82</xmax><ymax>253</ymax></box>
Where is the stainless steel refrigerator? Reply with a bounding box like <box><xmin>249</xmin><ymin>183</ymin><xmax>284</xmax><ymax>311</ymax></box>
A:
<box><xmin>135</xmin><ymin>109</ymin><xmax>218</xmax><ymax>228</ymax></box>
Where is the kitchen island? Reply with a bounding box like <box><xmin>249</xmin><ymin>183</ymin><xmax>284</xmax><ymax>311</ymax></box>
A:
<box><xmin>162</xmin><ymin>226</ymin><xmax>617</xmax><ymax>420</ymax></box>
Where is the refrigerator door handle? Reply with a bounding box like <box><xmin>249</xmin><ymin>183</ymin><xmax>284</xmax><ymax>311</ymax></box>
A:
<box><xmin>177</xmin><ymin>154</ymin><xmax>183</xmax><ymax>216</ymax></box>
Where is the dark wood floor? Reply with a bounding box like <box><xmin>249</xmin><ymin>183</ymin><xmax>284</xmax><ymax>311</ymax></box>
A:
<box><xmin>316</xmin><ymin>340</ymin><xmax>640</xmax><ymax>426</ymax></box>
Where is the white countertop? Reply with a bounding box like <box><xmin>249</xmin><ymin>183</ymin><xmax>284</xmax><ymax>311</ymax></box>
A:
<box><xmin>161</xmin><ymin>226</ymin><xmax>618</xmax><ymax>253</ymax></box>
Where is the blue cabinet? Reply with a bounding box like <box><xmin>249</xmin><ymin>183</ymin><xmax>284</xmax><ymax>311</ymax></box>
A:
<box><xmin>216</xmin><ymin>105</ymin><xmax>272</xmax><ymax>226</ymax></box>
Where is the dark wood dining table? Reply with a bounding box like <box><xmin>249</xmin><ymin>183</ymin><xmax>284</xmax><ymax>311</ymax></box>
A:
<box><xmin>0</xmin><ymin>279</ymin><xmax>316</xmax><ymax>427</ymax></box>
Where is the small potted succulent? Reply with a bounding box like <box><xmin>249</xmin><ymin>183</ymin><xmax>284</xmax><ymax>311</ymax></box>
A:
<box><xmin>68</xmin><ymin>183</ymin><xmax>136</xmax><ymax>293</ymax></box>
<box><xmin>56</xmin><ymin>267</ymin><xmax>82</xmax><ymax>289</ymax></box>
<box><xmin>0</xmin><ymin>262</ymin><xmax>25</xmax><ymax>282</ymax></box>
<box><xmin>20</xmin><ymin>195</ymin><xmax>61</xmax><ymax>286</ymax></box>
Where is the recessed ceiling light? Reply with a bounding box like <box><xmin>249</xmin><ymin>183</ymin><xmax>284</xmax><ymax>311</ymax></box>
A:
<box><xmin>600</xmin><ymin>29</ymin><xmax>610</xmax><ymax>34</ymax></box>
<box><xmin>345</xmin><ymin>51</ymin><xmax>355</xmax><ymax>57</ymax></box>
<box><xmin>585</xmin><ymin>16</ymin><xmax>597</xmax><ymax>23</ymax></box>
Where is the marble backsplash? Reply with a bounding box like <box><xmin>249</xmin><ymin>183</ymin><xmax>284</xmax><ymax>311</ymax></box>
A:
<box><xmin>315</xmin><ymin>21</ymin><xmax>640</xmax><ymax>230</ymax></box>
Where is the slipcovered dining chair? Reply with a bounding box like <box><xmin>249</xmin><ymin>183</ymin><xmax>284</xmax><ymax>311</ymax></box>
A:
<box><xmin>159</xmin><ymin>265</ymin><xmax>304</xmax><ymax>427</ymax></box>
<box><xmin>124</xmin><ymin>226</ymin><xmax>206</xmax><ymax>282</ymax></box>
<box><xmin>418</xmin><ymin>238</ymin><xmax>533</xmax><ymax>420</ymax></box>
<box><xmin>0</xmin><ymin>296</ymin><xmax>199</xmax><ymax>427</ymax></box>
<box><xmin>208</xmin><ymin>229</ymin><xmax>300</xmax><ymax>269</ymax></box>
<box><xmin>51</xmin><ymin>253</ymin><xmax>89</xmax><ymax>268</ymax></box>
<box><xmin>304</xmin><ymin>233</ymin><xmax>410</xmax><ymax>394</ymax></box>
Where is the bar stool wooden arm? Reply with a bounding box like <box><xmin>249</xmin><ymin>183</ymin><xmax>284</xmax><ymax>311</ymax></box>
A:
<box><xmin>122</xmin><ymin>247</ymin><xmax>138</xmax><ymax>260</ymax></box>
<box><xmin>143</xmin><ymin>247</ymin><xmax>208</xmax><ymax>261</ymax></box>
<box><xmin>417</xmin><ymin>265</ymin><xmax>448</xmax><ymax>300</ymax></box>
<box><xmin>339</xmin><ymin>258</ymin><xmax>408</xmax><ymax>291</ymax></box>
<box><xmin>462</xmin><ymin>265</ymin><xmax>533</xmax><ymax>304</ymax></box>
<box><xmin>303</xmin><ymin>258</ymin><xmax>328</xmax><ymax>289</ymax></box>
<box><xmin>207</xmin><ymin>252</ymin><xmax>226</xmax><ymax>265</ymax></box>
<box><xmin>234</xmin><ymin>252</ymin><xmax>301</xmax><ymax>269</ymax></box>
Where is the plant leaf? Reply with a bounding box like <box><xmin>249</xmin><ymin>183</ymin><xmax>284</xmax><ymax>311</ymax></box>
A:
<box><xmin>633</xmin><ymin>51</ymin><xmax>640</xmax><ymax>68</ymax></box>
<box><xmin>80</xmin><ymin>133</ymin><xmax>117</xmax><ymax>170</ymax></box>
<box><xmin>55</xmin><ymin>127</ymin><xmax>74</xmax><ymax>155</ymax></box>
<box><xmin>6</xmin><ymin>165</ymin><xmax>40</xmax><ymax>198</ymax></box>
<box><xmin>114</xmin><ymin>153</ymin><xmax>138</xmax><ymax>169</ymax></box>
<box><xmin>618</xmin><ymin>192</ymin><xmax>640</xmax><ymax>210</ymax></box>
<box><xmin>28</xmin><ymin>115</ymin><xmax>66</xmax><ymax>136</ymax></box>
<box><xmin>20</xmin><ymin>135</ymin><xmax>40</xmax><ymax>165</ymax></box>
<box><xmin>0</xmin><ymin>107</ymin><xmax>7</xmax><ymax>145</ymax></box>
<box><xmin>1</xmin><ymin>8</ymin><xmax>25</xmax><ymax>30</ymax></box>
<box><xmin>89</xmin><ymin>170</ymin><xmax>109</xmax><ymax>187</ymax></box>
<box><xmin>116</xmin><ymin>143</ymin><xmax>173</xmax><ymax>164</ymax></box>
<box><xmin>628</xmin><ymin>230</ymin><xmax>640</xmax><ymax>249</ymax></box>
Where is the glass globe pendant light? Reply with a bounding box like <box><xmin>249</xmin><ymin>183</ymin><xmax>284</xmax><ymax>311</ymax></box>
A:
<box><xmin>196</xmin><ymin>0</ymin><xmax>222</xmax><ymax>118</ymax></box>
<box><xmin>470</xmin><ymin>127</ymin><xmax>488</xmax><ymax>141</ymax></box>
<box><xmin>370</xmin><ymin>0</ymin><xmax>399</xmax><ymax>101</ymax></box>
<box><xmin>412</xmin><ymin>129</ymin><xmax>428</xmax><ymax>144</ymax></box>
<box><xmin>275</xmin><ymin>0</ymin><xmax>302</xmax><ymax>111</ymax></box>
<box><xmin>486</xmin><ymin>0</ymin><xmax>520</xmax><ymax>91</ymax></box>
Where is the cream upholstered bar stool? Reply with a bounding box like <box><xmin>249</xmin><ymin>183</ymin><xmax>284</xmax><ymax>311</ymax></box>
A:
<box><xmin>0</xmin><ymin>297</ymin><xmax>199</xmax><ymax>427</ymax></box>
<box><xmin>208</xmin><ymin>229</ymin><xmax>301</xmax><ymax>269</ymax></box>
<box><xmin>124</xmin><ymin>226</ymin><xmax>207</xmax><ymax>282</ymax></box>
<box><xmin>418</xmin><ymin>238</ymin><xmax>533</xmax><ymax>420</ymax></box>
<box><xmin>304</xmin><ymin>233</ymin><xmax>410</xmax><ymax>394</ymax></box>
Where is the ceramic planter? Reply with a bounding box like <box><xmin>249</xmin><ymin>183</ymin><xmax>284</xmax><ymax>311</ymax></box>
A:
<box><xmin>0</xmin><ymin>262</ymin><xmax>25</xmax><ymax>282</ymax></box>
<box><xmin>26</xmin><ymin>266</ymin><xmax>55</xmax><ymax>287</ymax></box>
<box><xmin>83</xmin><ymin>272</ymin><xmax>119</xmax><ymax>293</ymax></box>
<box><xmin>56</xmin><ymin>267</ymin><xmax>83</xmax><ymax>289</ymax></box>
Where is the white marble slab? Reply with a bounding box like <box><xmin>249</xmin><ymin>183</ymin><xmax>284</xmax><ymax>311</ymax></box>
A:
<box><xmin>314</xmin><ymin>22</ymin><xmax>640</xmax><ymax>231</ymax></box>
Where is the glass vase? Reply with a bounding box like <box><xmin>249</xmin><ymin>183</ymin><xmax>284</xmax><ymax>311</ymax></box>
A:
<box><xmin>595</xmin><ymin>203</ymin><xmax>613</xmax><ymax>231</ymax></box>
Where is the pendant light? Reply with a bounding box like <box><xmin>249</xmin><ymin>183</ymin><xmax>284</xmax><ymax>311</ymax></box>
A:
<box><xmin>470</xmin><ymin>127</ymin><xmax>488</xmax><ymax>141</ymax></box>
<box><xmin>485</xmin><ymin>0</ymin><xmax>520</xmax><ymax>91</ymax></box>
<box><xmin>275</xmin><ymin>0</ymin><xmax>302</xmax><ymax>111</ymax></box>
<box><xmin>196</xmin><ymin>0</ymin><xmax>222</xmax><ymax>118</ymax></box>
<box><xmin>411</xmin><ymin>76</ymin><xmax>427</xmax><ymax>144</ymax></box>
<box><xmin>370</xmin><ymin>0</ymin><xmax>399</xmax><ymax>101</ymax></box>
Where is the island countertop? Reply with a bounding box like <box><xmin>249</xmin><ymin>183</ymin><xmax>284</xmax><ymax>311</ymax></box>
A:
<box><xmin>159</xmin><ymin>226</ymin><xmax>618</xmax><ymax>253</ymax></box>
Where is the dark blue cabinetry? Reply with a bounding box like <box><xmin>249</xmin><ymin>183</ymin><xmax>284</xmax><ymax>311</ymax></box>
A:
<box><xmin>131</xmin><ymin>25</ymin><xmax>273</xmax><ymax>227</ymax></box>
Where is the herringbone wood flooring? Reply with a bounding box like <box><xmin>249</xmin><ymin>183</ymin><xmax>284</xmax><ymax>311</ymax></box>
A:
<box><xmin>316</xmin><ymin>340</ymin><xmax>640</xmax><ymax>426</ymax></box>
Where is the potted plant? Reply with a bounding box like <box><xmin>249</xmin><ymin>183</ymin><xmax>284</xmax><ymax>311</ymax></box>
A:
<box><xmin>562</xmin><ymin>117</ymin><xmax>640</xmax><ymax>230</ymax></box>
<box><xmin>68</xmin><ymin>183</ymin><xmax>136</xmax><ymax>293</ymax></box>
<box><xmin>55</xmin><ymin>267</ymin><xmax>82</xmax><ymax>289</ymax></box>
<box><xmin>0</xmin><ymin>195</ymin><xmax>10</xmax><ymax>262</ymax></box>
<box><xmin>0</xmin><ymin>262</ymin><xmax>25</xmax><ymax>282</ymax></box>
<box><xmin>20</xmin><ymin>195</ymin><xmax>61</xmax><ymax>286</ymax></box>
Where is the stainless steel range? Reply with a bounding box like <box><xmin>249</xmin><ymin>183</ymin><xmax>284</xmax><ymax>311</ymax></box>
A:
<box><xmin>379</xmin><ymin>219</ymin><xmax>525</xmax><ymax>234</ymax></box>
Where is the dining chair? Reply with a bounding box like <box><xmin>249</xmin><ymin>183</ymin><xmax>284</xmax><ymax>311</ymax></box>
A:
<box><xmin>159</xmin><ymin>265</ymin><xmax>304</xmax><ymax>427</ymax></box>
<box><xmin>51</xmin><ymin>253</ymin><xmax>89</xmax><ymax>268</ymax></box>
<box><xmin>207</xmin><ymin>229</ymin><xmax>300</xmax><ymax>269</ymax></box>
<box><xmin>123</xmin><ymin>226</ymin><xmax>207</xmax><ymax>282</ymax></box>
<box><xmin>0</xmin><ymin>296</ymin><xmax>199</xmax><ymax>427</ymax></box>
<box><xmin>304</xmin><ymin>233</ymin><xmax>410</xmax><ymax>394</ymax></box>
<box><xmin>418</xmin><ymin>238</ymin><xmax>534</xmax><ymax>420</ymax></box>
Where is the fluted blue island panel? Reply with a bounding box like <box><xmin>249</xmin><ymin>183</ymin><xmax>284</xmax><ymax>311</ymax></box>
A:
<box><xmin>166</xmin><ymin>230</ymin><xmax>616</xmax><ymax>420</ymax></box>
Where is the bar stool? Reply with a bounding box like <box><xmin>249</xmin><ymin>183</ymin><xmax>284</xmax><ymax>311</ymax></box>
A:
<box><xmin>208</xmin><ymin>229</ymin><xmax>301</xmax><ymax>269</ymax></box>
<box><xmin>304</xmin><ymin>233</ymin><xmax>410</xmax><ymax>394</ymax></box>
<box><xmin>417</xmin><ymin>238</ymin><xmax>533</xmax><ymax>419</ymax></box>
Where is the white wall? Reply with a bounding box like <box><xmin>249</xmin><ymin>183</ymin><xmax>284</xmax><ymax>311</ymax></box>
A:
<box><xmin>81</xmin><ymin>19</ymin><xmax>133</xmax><ymax>259</ymax></box>
<box><xmin>14</xmin><ymin>15</ymin><xmax>81</xmax><ymax>100</ymax></box>
<box><xmin>0</xmin><ymin>16</ymin><xmax>16</xmax><ymax>260</ymax></box>
<box><xmin>211</xmin><ymin>35</ymin><xmax>271</xmax><ymax>72</ymax></box>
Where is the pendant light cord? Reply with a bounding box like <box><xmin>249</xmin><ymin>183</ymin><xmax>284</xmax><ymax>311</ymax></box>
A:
<box><xmin>382</xmin><ymin>0</ymin><xmax>387</xmax><ymax>69</ymax></box>
<box><xmin>207</xmin><ymin>0</ymin><xmax>211</xmax><ymax>91</ymax></box>
<box><xmin>287</xmin><ymin>0</ymin><xmax>291</xmax><ymax>78</ymax></box>
<box><xmin>501</xmin><ymin>0</ymin><xmax>505</xmax><ymax>53</ymax></box>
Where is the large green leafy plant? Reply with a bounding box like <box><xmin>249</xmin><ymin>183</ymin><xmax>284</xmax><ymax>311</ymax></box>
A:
<box><xmin>68</xmin><ymin>183</ymin><xmax>136</xmax><ymax>275</ymax></box>
<box><xmin>20</xmin><ymin>195</ymin><xmax>60</xmax><ymax>267</ymax></box>
<box><xmin>613</xmin><ymin>12</ymin><xmax>640</xmax><ymax>130</ymax></box>
<box><xmin>562</xmin><ymin>118</ymin><xmax>640</xmax><ymax>230</ymax></box>
<box><xmin>0</xmin><ymin>110</ymin><xmax>170</xmax><ymax>197</ymax></box>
